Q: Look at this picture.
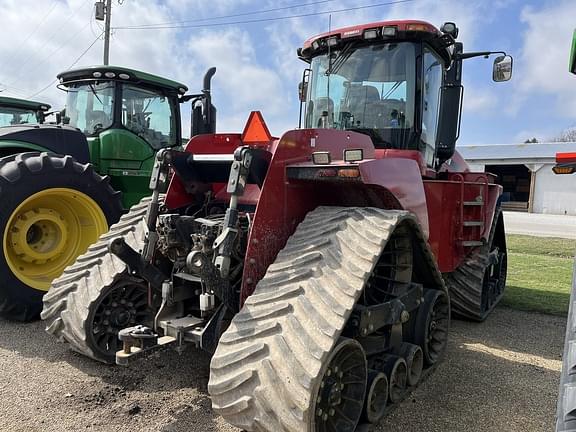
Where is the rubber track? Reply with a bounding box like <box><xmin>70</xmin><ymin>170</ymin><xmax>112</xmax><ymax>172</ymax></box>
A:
<box><xmin>444</xmin><ymin>209</ymin><xmax>504</xmax><ymax>321</ymax></box>
<box><xmin>41</xmin><ymin>196</ymin><xmax>151</xmax><ymax>363</ymax></box>
<box><xmin>209</xmin><ymin>207</ymin><xmax>444</xmax><ymax>432</ymax></box>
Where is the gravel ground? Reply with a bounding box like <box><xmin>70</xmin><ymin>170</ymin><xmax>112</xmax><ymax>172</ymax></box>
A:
<box><xmin>0</xmin><ymin>307</ymin><xmax>564</xmax><ymax>432</ymax></box>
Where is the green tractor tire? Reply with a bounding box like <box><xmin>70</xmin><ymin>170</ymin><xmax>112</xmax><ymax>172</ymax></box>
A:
<box><xmin>0</xmin><ymin>152</ymin><xmax>123</xmax><ymax>321</ymax></box>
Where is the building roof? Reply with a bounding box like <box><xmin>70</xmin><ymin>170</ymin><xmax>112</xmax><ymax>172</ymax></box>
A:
<box><xmin>457</xmin><ymin>142</ymin><xmax>576</xmax><ymax>164</ymax></box>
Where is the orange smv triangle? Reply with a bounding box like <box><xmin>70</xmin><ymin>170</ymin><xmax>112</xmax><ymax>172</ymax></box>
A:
<box><xmin>241</xmin><ymin>111</ymin><xmax>272</xmax><ymax>144</ymax></box>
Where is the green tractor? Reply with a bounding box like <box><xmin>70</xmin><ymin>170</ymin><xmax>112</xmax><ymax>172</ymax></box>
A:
<box><xmin>0</xmin><ymin>65</ymin><xmax>216</xmax><ymax>321</ymax></box>
<box><xmin>0</xmin><ymin>96</ymin><xmax>51</xmax><ymax>126</ymax></box>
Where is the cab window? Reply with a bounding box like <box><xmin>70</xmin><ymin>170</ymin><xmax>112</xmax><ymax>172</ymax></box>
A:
<box><xmin>66</xmin><ymin>82</ymin><xmax>115</xmax><ymax>135</ymax></box>
<box><xmin>121</xmin><ymin>85</ymin><xmax>176</xmax><ymax>149</ymax></box>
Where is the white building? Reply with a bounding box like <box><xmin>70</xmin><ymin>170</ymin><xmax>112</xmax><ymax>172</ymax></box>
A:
<box><xmin>457</xmin><ymin>142</ymin><xmax>576</xmax><ymax>216</ymax></box>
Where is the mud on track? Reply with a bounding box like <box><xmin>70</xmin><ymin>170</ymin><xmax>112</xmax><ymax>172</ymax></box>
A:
<box><xmin>0</xmin><ymin>307</ymin><xmax>563</xmax><ymax>432</ymax></box>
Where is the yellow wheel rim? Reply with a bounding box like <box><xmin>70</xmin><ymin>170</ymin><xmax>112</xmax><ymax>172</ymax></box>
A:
<box><xmin>3</xmin><ymin>188</ymin><xmax>108</xmax><ymax>291</ymax></box>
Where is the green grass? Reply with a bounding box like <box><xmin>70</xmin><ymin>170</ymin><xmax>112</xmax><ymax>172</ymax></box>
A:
<box><xmin>500</xmin><ymin>235</ymin><xmax>575</xmax><ymax>316</ymax></box>
<box><xmin>506</xmin><ymin>234</ymin><xmax>576</xmax><ymax>259</ymax></box>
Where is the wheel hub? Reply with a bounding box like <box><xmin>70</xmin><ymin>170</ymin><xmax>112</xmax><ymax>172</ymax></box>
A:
<box><xmin>318</xmin><ymin>367</ymin><xmax>346</xmax><ymax>415</ymax></box>
<box><xmin>107</xmin><ymin>301</ymin><xmax>136</xmax><ymax>327</ymax></box>
<box><xmin>3</xmin><ymin>188</ymin><xmax>109</xmax><ymax>292</ymax></box>
<box><xmin>10</xmin><ymin>208</ymin><xmax>68</xmax><ymax>264</ymax></box>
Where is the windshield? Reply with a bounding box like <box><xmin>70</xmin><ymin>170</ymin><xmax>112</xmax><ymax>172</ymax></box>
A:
<box><xmin>121</xmin><ymin>85</ymin><xmax>177</xmax><ymax>149</ymax></box>
<box><xmin>66</xmin><ymin>82</ymin><xmax>115</xmax><ymax>136</ymax></box>
<box><xmin>306</xmin><ymin>42</ymin><xmax>416</xmax><ymax>149</ymax></box>
<box><xmin>0</xmin><ymin>107</ymin><xmax>40</xmax><ymax>127</ymax></box>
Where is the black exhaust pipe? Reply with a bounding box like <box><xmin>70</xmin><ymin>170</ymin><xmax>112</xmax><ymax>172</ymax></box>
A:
<box><xmin>191</xmin><ymin>67</ymin><xmax>217</xmax><ymax>137</ymax></box>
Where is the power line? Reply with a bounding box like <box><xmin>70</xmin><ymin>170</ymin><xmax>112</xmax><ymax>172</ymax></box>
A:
<box><xmin>26</xmin><ymin>79</ymin><xmax>58</xmax><ymax>100</ymax></box>
<box><xmin>0</xmin><ymin>82</ymin><xmax>30</xmax><ymax>98</ymax></box>
<box><xmin>3</xmin><ymin>0</ymin><xmax>59</xmax><ymax>69</ymax></box>
<box><xmin>68</xmin><ymin>32</ymin><xmax>105</xmax><ymax>70</ymax></box>
<box><xmin>121</xmin><ymin>0</ymin><xmax>340</xmax><ymax>28</ymax></box>
<box><xmin>4</xmin><ymin>0</ymin><xmax>93</xmax><ymax>87</ymax></box>
<box><xmin>7</xmin><ymin>21</ymin><xmax>92</xmax><ymax>88</ymax></box>
<box><xmin>114</xmin><ymin>0</ymin><xmax>415</xmax><ymax>30</ymax></box>
<box><xmin>27</xmin><ymin>32</ymin><xmax>104</xmax><ymax>99</ymax></box>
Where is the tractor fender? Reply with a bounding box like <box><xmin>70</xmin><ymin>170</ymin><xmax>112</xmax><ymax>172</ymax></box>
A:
<box><xmin>0</xmin><ymin>141</ymin><xmax>52</xmax><ymax>158</ymax></box>
<box><xmin>0</xmin><ymin>124</ymin><xmax>90</xmax><ymax>163</ymax></box>
<box><xmin>359</xmin><ymin>158</ymin><xmax>429</xmax><ymax>237</ymax></box>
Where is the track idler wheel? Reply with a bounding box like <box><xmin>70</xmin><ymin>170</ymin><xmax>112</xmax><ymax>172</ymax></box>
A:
<box><xmin>312</xmin><ymin>338</ymin><xmax>367</xmax><ymax>432</ymax></box>
<box><xmin>383</xmin><ymin>356</ymin><xmax>407</xmax><ymax>404</ymax></box>
<box><xmin>399</xmin><ymin>343</ymin><xmax>424</xmax><ymax>386</ymax></box>
<box><xmin>362</xmin><ymin>370</ymin><xmax>388</xmax><ymax>424</ymax></box>
<box><xmin>414</xmin><ymin>289</ymin><xmax>450</xmax><ymax>366</ymax></box>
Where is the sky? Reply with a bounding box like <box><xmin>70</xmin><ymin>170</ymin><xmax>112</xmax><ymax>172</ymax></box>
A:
<box><xmin>0</xmin><ymin>0</ymin><xmax>575</xmax><ymax>145</ymax></box>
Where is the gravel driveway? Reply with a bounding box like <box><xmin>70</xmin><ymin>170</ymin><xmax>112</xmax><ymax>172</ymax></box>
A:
<box><xmin>0</xmin><ymin>307</ymin><xmax>564</xmax><ymax>432</ymax></box>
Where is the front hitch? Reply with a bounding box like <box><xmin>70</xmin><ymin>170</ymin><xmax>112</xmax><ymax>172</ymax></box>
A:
<box><xmin>116</xmin><ymin>325</ymin><xmax>176</xmax><ymax>366</ymax></box>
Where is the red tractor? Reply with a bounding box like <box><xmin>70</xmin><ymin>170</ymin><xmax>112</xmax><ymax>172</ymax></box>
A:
<box><xmin>43</xmin><ymin>20</ymin><xmax>511</xmax><ymax>431</ymax></box>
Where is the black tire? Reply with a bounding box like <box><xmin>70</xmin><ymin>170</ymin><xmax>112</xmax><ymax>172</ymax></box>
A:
<box><xmin>0</xmin><ymin>152</ymin><xmax>123</xmax><ymax>321</ymax></box>
<box><xmin>41</xmin><ymin>196</ymin><xmax>153</xmax><ymax>364</ymax></box>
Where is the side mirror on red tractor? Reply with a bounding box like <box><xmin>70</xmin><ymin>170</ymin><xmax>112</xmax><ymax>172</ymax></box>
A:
<box><xmin>493</xmin><ymin>55</ymin><xmax>513</xmax><ymax>82</ymax></box>
<box><xmin>438</xmin><ymin>36</ymin><xmax>513</xmax><ymax>165</ymax></box>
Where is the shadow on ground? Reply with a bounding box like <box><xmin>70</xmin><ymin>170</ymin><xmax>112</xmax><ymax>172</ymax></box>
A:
<box><xmin>0</xmin><ymin>307</ymin><xmax>564</xmax><ymax>431</ymax></box>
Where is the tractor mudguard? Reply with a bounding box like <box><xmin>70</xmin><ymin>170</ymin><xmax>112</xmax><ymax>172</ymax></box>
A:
<box><xmin>0</xmin><ymin>124</ymin><xmax>90</xmax><ymax>163</ymax></box>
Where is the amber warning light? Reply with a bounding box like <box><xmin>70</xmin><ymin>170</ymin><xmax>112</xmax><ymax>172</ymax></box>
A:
<box><xmin>553</xmin><ymin>165</ymin><xmax>575</xmax><ymax>175</ymax></box>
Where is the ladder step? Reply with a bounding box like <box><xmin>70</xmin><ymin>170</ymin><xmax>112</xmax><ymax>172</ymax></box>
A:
<box><xmin>463</xmin><ymin>221</ymin><xmax>483</xmax><ymax>227</ymax></box>
<box><xmin>463</xmin><ymin>201</ymin><xmax>483</xmax><ymax>206</ymax></box>
<box><xmin>462</xmin><ymin>240</ymin><xmax>484</xmax><ymax>247</ymax></box>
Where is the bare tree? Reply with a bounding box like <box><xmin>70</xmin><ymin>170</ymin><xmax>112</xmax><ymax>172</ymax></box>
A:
<box><xmin>551</xmin><ymin>128</ymin><xmax>576</xmax><ymax>142</ymax></box>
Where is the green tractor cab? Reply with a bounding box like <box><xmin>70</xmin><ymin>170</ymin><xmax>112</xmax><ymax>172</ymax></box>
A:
<box><xmin>58</xmin><ymin>65</ymin><xmax>190</xmax><ymax>207</ymax></box>
<box><xmin>0</xmin><ymin>96</ymin><xmax>50</xmax><ymax>127</ymax></box>
<box><xmin>0</xmin><ymin>66</ymin><xmax>216</xmax><ymax>321</ymax></box>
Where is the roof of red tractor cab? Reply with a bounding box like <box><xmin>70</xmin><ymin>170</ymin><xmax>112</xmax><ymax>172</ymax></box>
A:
<box><xmin>302</xmin><ymin>19</ymin><xmax>440</xmax><ymax>50</ymax></box>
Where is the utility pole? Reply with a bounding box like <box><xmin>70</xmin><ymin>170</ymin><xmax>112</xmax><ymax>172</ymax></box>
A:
<box><xmin>95</xmin><ymin>0</ymin><xmax>112</xmax><ymax>65</ymax></box>
<box><xmin>103</xmin><ymin>0</ymin><xmax>112</xmax><ymax>65</ymax></box>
